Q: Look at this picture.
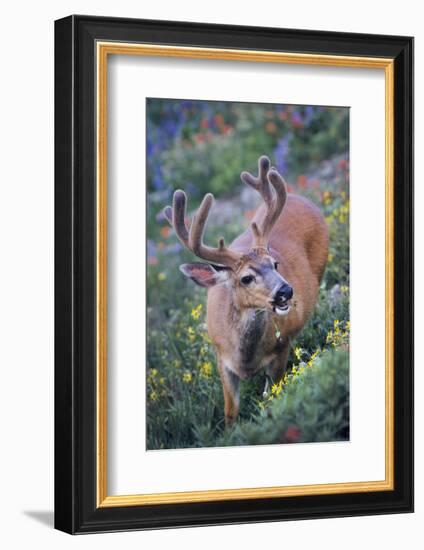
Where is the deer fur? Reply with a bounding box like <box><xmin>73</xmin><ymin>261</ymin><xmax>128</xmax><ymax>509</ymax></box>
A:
<box><xmin>164</xmin><ymin>156</ymin><xmax>328</xmax><ymax>425</ymax></box>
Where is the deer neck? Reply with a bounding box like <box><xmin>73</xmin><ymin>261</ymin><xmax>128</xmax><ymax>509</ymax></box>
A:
<box><xmin>229</xmin><ymin>304</ymin><xmax>270</xmax><ymax>373</ymax></box>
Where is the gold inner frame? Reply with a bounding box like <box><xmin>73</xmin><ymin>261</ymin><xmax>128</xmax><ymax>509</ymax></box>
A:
<box><xmin>96</xmin><ymin>42</ymin><xmax>395</xmax><ymax>508</ymax></box>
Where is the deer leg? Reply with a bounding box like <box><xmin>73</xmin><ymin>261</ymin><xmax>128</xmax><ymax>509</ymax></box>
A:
<box><xmin>264</xmin><ymin>345</ymin><xmax>290</xmax><ymax>395</ymax></box>
<box><xmin>218</xmin><ymin>362</ymin><xmax>240</xmax><ymax>426</ymax></box>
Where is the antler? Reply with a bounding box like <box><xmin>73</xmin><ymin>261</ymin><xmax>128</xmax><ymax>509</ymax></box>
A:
<box><xmin>241</xmin><ymin>155</ymin><xmax>287</xmax><ymax>249</ymax></box>
<box><xmin>164</xmin><ymin>190</ymin><xmax>242</xmax><ymax>268</ymax></box>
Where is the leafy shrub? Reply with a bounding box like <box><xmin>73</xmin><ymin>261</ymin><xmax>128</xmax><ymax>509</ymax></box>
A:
<box><xmin>215</xmin><ymin>348</ymin><xmax>349</xmax><ymax>447</ymax></box>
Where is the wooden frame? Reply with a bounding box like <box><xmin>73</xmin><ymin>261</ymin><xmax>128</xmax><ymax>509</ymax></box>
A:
<box><xmin>55</xmin><ymin>15</ymin><xmax>413</xmax><ymax>533</ymax></box>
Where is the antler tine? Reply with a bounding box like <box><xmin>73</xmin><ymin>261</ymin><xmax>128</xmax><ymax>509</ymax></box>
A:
<box><xmin>189</xmin><ymin>193</ymin><xmax>241</xmax><ymax>267</ymax></box>
<box><xmin>259</xmin><ymin>168</ymin><xmax>287</xmax><ymax>243</ymax></box>
<box><xmin>240</xmin><ymin>155</ymin><xmax>274</xmax><ymax>207</ymax></box>
<box><xmin>241</xmin><ymin>156</ymin><xmax>287</xmax><ymax>249</ymax></box>
<box><xmin>164</xmin><ymin>190</ymin><xmax>190</xmax><ymax>248</ymax></box>
<box><xmin>165</xmin><ymin>190</ymin><xmax>241</xmax><ymax>268</ymax></box>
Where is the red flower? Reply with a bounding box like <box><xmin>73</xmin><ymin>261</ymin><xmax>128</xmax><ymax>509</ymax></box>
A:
<box><xmin>338</xmin><ymin>159</ymin><xmax>348</xmax><ymax>171</ymax></box>
<box><xmin>214</xmin><ymin>113</ymin><xmax>224</xmax><ymax>128</ymax></box>
<box><xmin>200</xmin><ymin>117</ymin><xmax>209</xmax><ymax>129</ymax></box>
<box><xmin>297</xmin><ymin>174</ymin><xmax>308</xmax><ymax>189</ymax></box>
<box><xmin>265</xmin><ymin>121</ymin><xmax>277</xmax><ymax>134</ymax></box>
<box><xmin>284</xmin><ymin>425</ymin><xmax>301</xmax><ymax>443</ymax></box>
<box><xmin>160</xmin><ymin>226</ymin><xmax>171</xmax><ymax>239</ymax></box>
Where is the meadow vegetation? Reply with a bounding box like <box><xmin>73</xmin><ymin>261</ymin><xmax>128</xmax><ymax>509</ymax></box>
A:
<box><xmin>146</xmin><ymin>99</ymin><xmax>349</xmax><ymax>449</ymax></box>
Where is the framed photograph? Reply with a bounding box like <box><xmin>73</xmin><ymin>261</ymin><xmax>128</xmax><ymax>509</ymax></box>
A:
<box><xmin>54</xmin><ymin>15</ymin><xmax>413</xmax><ymax>534</ymax></box>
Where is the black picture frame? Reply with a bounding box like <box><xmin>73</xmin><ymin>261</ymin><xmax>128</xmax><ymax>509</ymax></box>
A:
<box><xmin>55</xmin><ymin>14</ymin><xmax>414</xmax><ymax>534</ymax></box>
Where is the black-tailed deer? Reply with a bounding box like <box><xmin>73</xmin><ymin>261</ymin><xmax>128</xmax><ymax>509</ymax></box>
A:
<box><xmin>164</xmin><ymin>156</ymin><xmax>328</xmax><ymax>425</ymax></box>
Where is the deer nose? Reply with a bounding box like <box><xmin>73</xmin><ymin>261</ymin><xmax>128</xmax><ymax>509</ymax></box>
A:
<box><xmin>275</xmin><ymin>283</ymin><xmax>293</xmax><ymax>301</ymax></box>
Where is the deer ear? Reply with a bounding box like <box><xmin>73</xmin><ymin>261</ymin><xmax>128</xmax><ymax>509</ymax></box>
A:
<box><xmin>179</xmin><ymin>263</ymin><xmax>230</xmax><ymax>288</ymax></box>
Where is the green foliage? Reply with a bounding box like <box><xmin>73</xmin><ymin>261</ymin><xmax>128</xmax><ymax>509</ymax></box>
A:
<box><xmin>216</xmin><ymin>348</ymin><xmax>350</xmax><ymax>447</ymax></box>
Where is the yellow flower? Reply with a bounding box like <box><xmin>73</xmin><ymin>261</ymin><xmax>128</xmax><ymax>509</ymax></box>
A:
<box><xmin>199</xmin><ymin>361</ymin><xmax>213</xmax><ymax>378</ymax></box>
<box><xmin>149</xmin><ymin>390</ymin><xmax>158</xmax><ymax>402</ymax></box>
<box><xmin>271</xmin><ymin>382</ymin><xmax>283</xmax><ymax>396</ymax></box>
<box><xmin>341</xmin><ymin>285</ymin><xmax>349</xmax><ymax>294</ymax></box>
<box><xmin>310</xmin><ymin>350</ymin><xmax>319</xmax><ymax>362</ymax></box>
<box><xmin>182</xmin><ymin>371</ymin><xmax>192</xmax><ymax>383</ymax></box>
<box><xmin>149</xmin><ymin>368</ymin><xmax>158</xmax><ymax>378</ymax></box>
<box><xmin>158</xmin><ymin>272</ymin><xmax>167</xmax><ymax>281</ymax></box>
<box><xmin>191</xmin><ymin>304</ymin><xmax>203</xmax><ymax>320</ymax></box>
<box><xmin>187</xmin><ymin>326</ymin><xmax>196</xmax><ymax>342</ymax></box>
<box><xmin>294</xmin><ymin>347</ymin><xmax>303</xmax><ymax>361</ymax></box>
<box><xmin>323</xmin><ymin>191</ymin><xmax>332</xmax><ymax>205</ymax></box>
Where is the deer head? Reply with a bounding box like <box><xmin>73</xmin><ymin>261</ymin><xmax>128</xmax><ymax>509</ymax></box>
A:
<box><xmin>164</xmin><ymin>156</ymin><xmax>293</xmax><ymax>315</ymax></box>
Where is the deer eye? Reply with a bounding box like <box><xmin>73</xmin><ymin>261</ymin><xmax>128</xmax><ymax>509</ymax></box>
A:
<box><xmin>274</xmin><ymin>261</ymin><xmax>279</xmax><ymax>270</ymax></box>
<box><xmin>241</xmin><ymin>275</ymin><xmax>254</xmax><ymax>285</ymax></box>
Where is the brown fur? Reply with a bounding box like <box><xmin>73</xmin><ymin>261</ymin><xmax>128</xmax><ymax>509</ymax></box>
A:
<box><xmin>206</xmin><ymin>193</ymin><xmax>328</xmax><ymax>424</ymax></box>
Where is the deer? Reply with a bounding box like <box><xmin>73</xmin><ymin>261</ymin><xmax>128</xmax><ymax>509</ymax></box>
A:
<box><xmin>164</xmin><ymin>155</ymin><xmax>329</xmax><ymax>425</ymax></box>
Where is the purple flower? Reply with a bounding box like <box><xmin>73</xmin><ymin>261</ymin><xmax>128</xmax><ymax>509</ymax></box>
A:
<box><xmin>274</xmin><ymin>136</ymin><xmax>289</xmax><ymax>175</ymax></box>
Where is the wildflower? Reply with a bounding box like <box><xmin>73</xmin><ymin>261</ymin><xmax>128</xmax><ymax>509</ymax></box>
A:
<box><xmin>265</xmin><ymin>121</ymin><xmax>277</xmax><ymax>134</ymax></box>
<box><xmin>191</xmin><ymin>304</ymin><xmax>203</xmax><ymax>320</ymax></box>
<box><xmin>149</xmin><ymin>390</ymin><xmax>158</xmax><ymax>402</ymax></box>
<box><xmin>214</xmin><ymin>113</ymin><xmax>224</xmax><ymax>128</ymax></box>
<box><xmin>291</xmin><ymin>111</ymin><xmax>304</xmax><ymax>129</ymax></box>
<box><xmin>158</xmin><ymin>272</ymin><xmax>167</xmax><ymax>281</ymax></box>
<box><xmin>284</xmin><ymin>425</ymin><xmax>301</xmax><ymax>443</ymax></box>
<box><xmin>149</xmin><ymin>368</ymin><xmax>158</xmax><ymax>378</ymax></box>
<box><xmin>297</xmin><ymin>174</ymin><xmax>307</xmax><ymax>189</ymax></box>
<box><xmin>271</xmin><ymin>381</ymin><xmax>283</xmax><ymax>397</ymax></box>
<box><xmin>160</xmin><ymin>226</ymin><xmax>171</xmax><ymax>239</ymax></box>
<box><xmin>182</xmin><ymin>371</ymin><xmax>192</xmax><ymax>383</ymax></box>
<box><xmin>199</xmin><ymin>361</ymin><xmax>213</xmax><ymax>378</ymax></box>
<box><xmin>323</xmin><ymin>190</ymin><xmax>332</xmax><ymax>205</ymax></box>
<box><xmin>294</xmin><ymin>347</ymin><xmax>303</xmax><ymax>361</ymax></box>
<box><xmin>278</xmin><ymin>109</ymin><xmax>288</xmax><ymax>121</ymax></box>
<box><xmin>187</xmin><ymin>326</ymin><xmax>196</xmax><ymax>342</ymax></box>
<box><xmin>341</xmin><ymin>285</ymin><xmax>349</xmax><ymax>294</ymax></box>
<box><xmin>338</xmin><ymin>158</ymin><xmax>348</xmax><ymax>171</ymax></box>
<box><xmin>309</xmin><ymin>350</ymin><xmax>319</xmax><ymax>365</ymax></box>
